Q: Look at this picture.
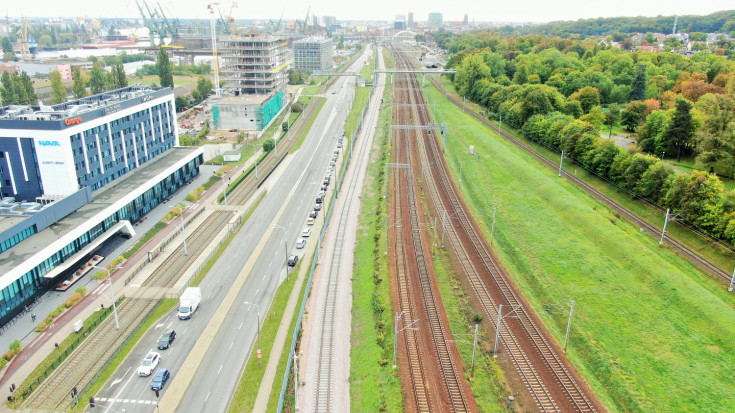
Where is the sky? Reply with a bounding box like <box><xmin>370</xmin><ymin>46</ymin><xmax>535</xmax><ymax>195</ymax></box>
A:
<box><xmin>3</xmin><ymin>0</ymin><xmax>734</xmax><ymax>24</ymax></box>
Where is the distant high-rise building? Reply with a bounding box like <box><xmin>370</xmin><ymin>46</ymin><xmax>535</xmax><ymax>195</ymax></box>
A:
<box><xmin>322</xmin><ymin>16</ymin><xmax>337</xmax><ymax>29</ymax></box>
<box><xmin>294</xmin><ymin>36</ymin><xmax>334</xmax><ymax>72</ymax></box>
<box><xmin>463</xmin><ymin>14</ymin><xmax>469</xmax><ymax>26</ymax></box>
<box><xmin>312</xmin><ymin>15</ymin><xmax>318</xmax><ymax>27</ymax></box>
<box><xmin>428</xmin><ymin>12</ymin><xmax>443</xmax><ymax>28</ymax></box>
<box><xmin>408</xmin><ymin>12</ymin><xmax>414</xmax><ymax>28</ymax></box>
<box><xmin>395</xmin><ymin>15</ymin><xmax>406</xmax><ymax>30</ymax></box>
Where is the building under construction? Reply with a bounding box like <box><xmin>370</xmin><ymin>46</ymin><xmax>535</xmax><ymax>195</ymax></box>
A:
<box><xmin>219</xmin><ymin>35</ymin><xmax>290</xmax><ymax>96</ymax></box>
<box><xmin>213</xmin><ymin>35</ymin><xmax>291</xmax><ymax>131</ymax></box>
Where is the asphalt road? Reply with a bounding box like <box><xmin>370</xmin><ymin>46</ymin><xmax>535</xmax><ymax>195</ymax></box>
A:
<box><xmin>91</xmin><ymin>47</ymin><xmax>369</xmax><ymax>413</ymax></box>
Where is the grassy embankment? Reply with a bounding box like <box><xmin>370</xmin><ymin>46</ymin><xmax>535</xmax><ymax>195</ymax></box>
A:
<box><xmin>350</xmin><ymin>47</ymin><xmax>404</xmax><ymax>412</ymax></box>
<box><xmin>438</xmin><ymin>76</ymin><xmax>735</xmax><ymax>270</ymax></box>
<box><xmin>424</xmin><ymin>79</ymin><xmax>735</xmax><ymax>412</ymax></box>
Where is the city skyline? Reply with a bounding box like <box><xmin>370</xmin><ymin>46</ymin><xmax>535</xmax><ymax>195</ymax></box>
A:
<box><xmin>2</xmin><ymin>1</ymin><xmax>734</xmax><ymax>25</ymax></box>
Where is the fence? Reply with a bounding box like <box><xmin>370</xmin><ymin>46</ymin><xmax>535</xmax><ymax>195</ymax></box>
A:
<box><xmin>276</xmin><ymin>45</ymin><xmax>378</xmax><ymax>412</ymax></box>
<box><xmin>16</xmin><ymin>296</ymin><xmax>122</xmax><ymax>402</ymax></box>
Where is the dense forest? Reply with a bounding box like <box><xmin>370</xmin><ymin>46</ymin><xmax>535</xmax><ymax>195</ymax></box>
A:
<box><xmin>438</xmin><ymin>31</ymin><xmax>735</xmax><ymax>245</ymax></box>
<box><xmin>514</xmin><ymin>10</ymin><xmax>735</xmax><ymax>37</ymax></box>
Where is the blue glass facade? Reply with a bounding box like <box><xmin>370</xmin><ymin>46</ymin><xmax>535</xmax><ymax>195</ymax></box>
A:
<box><xmin>0</xmin><ymin>155</ymin><xmax>201</xmax><ymax>327</ymax></box>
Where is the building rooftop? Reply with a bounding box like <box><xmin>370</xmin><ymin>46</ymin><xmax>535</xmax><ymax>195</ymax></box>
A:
<box><xmin>294</xmin><ymin>36</ymin><xmax>333</xmax><ymax>45</ymax></box>
<box><xmin>0</xmin><ymin>85</ymin><xmax>165</xmax><ymax>123</ymax></box>
<box><xmin>0</xmin><ymin>146</ymin><xmax>201</xmax><ymax>276</ymax></box>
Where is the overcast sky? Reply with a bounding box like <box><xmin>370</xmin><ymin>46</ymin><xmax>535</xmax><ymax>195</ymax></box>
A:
<box><xmin>3</xmin><ymin>1</ymin><xmax>733</xmax><ymax>24</ymax></box>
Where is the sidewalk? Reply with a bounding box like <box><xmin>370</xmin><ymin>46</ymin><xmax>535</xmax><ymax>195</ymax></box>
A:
<box><xmin>0</xmin><ymin>145</ymin><xmax>264</xmax><ymax>401</ymax></box>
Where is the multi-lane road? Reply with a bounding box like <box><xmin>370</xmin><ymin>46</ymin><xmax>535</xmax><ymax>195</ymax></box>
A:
<box><xmin>92</xmin><ymin>47</ymin><xmax>370</xmax><ymax>413</ymax></box>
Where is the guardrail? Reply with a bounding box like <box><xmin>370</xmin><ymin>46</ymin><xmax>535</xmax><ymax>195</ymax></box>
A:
<box><xmin>276</xmin><ymin>44</ymin><xmax>377</xmax><ymax>412</ymax></box>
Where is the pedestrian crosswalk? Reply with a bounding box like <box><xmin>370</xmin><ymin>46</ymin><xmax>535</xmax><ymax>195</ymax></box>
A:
<box><xmin>94</xmin><ymin>397</ymin><xmax>158</xmax><ymax>405</ymax></box>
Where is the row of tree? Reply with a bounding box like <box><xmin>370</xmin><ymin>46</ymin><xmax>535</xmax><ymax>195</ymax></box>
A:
<box><xmin>522</xmin><ymin>112</ymin><xmax>735</xmax><ymax>242</ymax></box>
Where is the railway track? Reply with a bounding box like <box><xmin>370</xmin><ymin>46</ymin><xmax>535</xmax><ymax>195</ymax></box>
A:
<box><xmin>24</xmin><ymin>298</ymin><xmax>157</xmax><ymax>410</ymax></box>
<box><xmin>428</xmin><ymin>77</ymin><xmax>732</xmax><ymax>286</ymax></box>
<box><xmin>143</xmin><ymin>210</ymin><xmax>232</xmax><ymax>288</ymax></box>
<box><xmin>392</xmin><ymin>44</ymin><xmax>599</xmax><ymax>412</ymax></box>
<box><xmin>390</xmin><ymin>57</ymin><xmax>474</xmax><ymax>412</ymax></box>
<box><xmin>312</xmin><ymin>50</ymin><xmax>383</xmax><ymax>412</ymax></box>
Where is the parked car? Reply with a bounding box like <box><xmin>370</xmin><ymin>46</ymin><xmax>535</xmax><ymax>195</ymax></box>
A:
<box><xmin>309</xmin><ymin>210</ymin><xmax>318</xmax><ymax>218</ymax></box>
<box><xmin>296</xmin><ymin>238</ymin><xmax>306</xmax><ymax>249</ymax></box>
<box><xmin>150</xmin><ymin>368</ymin><xmax>170</xmax><ymax>391</ymax></box>
<box><xmin>306</xmin><ymin>217</ymin><xmax>315</xmax><ymax>225</ymax></box>
<box><xmin>288</xmin><ymin>255</ymin><xmax>299</xmax><ymax>266</ymax></box>
<box><xmin>302</xmin><ymin>228</ymin><xmax>312</xmax><ymax>237</ymax></box>
<box><xmin>316</xmin><ymin>195</ymin><xmax>323</xmax><ymax>204</ymax></box>
<box><xmin>314</xmin><ymin>203</ymin><xmax>322</xmax><ymax>211</ymax></box>
<box><xmin>321</xmin><ymin>184</ymin><xmax>328</xmax><ymax>192</ymax></box>
<box><xmin>337</xmin><ymin>141</ymin><xmax>343</xmax><ymax>148</ymax></box>
<box><xmin>158</xmin><ymin>329</ymin><xmax>176</xmax><ymax>350</ymax></box>
<box><xmin>137</xmin><ymin>352</ymin><xmax>161</xmax><ymax>377</ymax></box>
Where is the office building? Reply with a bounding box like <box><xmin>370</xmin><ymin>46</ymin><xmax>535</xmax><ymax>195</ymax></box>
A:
<box><xmin>408</xmin><ymin>12</ymin><xmax>414</xmax><ymax>28</ymax></box>
<box><xmin>428</xmin><ymin>12</ymin><xmax>443</xmax><ymax>28</ymax></box>
<box><xmin>0</xmin><ymin>86</ymin><xmax>204</xmax><ymax>327</ymax></box>
<box><xmin>293</xmin><ymin>37</ymin><xmax>334</xmax><ymax>72</ymax></box>
<box><xmin>0</xmin><ymin>85</ymin><xmax>179</xmax><ymax>200</ymax></box>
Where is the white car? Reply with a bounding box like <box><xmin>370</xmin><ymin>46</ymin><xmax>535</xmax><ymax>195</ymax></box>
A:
<box><xmin>137</xmin><ymin>352</ymin><xmax>161</xmax><ymax>376</ymax></box>
<box><xmin>296</xmin><ymin>238</ymin><xmax>306</xmax><ymax>249</ymax></box>
<box><xmin>302</xmin><ymin>228</ymin><xmax>312</xmax><ymax>237</ymax></box>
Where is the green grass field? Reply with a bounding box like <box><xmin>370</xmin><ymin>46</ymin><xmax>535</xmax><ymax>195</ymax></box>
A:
<box><xmin>424</xmin><ymin>81</ymin><xmax>735</xmax><ymax>412</ymax></box>
<box><xmin>350</xmin><ymin>77</ymin><xmax>404</xmax><ymax>412</ymax></box>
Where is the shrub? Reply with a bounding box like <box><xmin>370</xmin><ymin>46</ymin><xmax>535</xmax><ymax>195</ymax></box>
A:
<box><xmin>92</xmin><ymin>271</ymin><xmax>107</xmax><ymax>281</ymax></box>
<box><xmin>75</xmin><ymin>286</ymin><xmax>86</xmax><ymax>296</ymax></box>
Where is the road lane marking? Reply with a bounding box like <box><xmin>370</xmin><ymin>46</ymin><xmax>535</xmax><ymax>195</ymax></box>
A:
<box><xmin>205</xmin><ymin>391</ymin><xmax>211</xmax><ymax>402</ymax></box>
<box><xmin>229</xmin><ymin>341</ymin><xmax>233</xmax><ymax>351</ymax></box>
<box><xmin>239</xmin><ymin>321</ymin><xmax>243</xmax><ymax>329</ymax></box>
<box><xmin>105</xmin><ymin>368</ymin><xmax>138</xmax><ymax>413</ymax></box>
<box><xmin>218</xmin><ymin>364</ymin><xmax>223</xmax><ymax>375</ymax></box>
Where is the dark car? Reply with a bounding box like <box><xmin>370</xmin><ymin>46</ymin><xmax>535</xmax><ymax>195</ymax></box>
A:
<box><xmin>151</xmin><ymin>368</ymin><xmax>170</xmax><ymax>391</ymax></box>
<box><xmin>316</xmin><ymin>195</ymin><xmax>323</xmax><ymax>204</ymax></box>
<box><xmin>158</xmin><ymin>330</ymin><xmax>176</xmax><ymax>350</ymax></box>
<box><xmin>288</xmin><ymin>255</ymin><xmax>299</xmax><ymax>267</ymax></box>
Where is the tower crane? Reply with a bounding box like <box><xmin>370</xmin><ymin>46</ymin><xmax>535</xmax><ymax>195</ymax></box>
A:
<box><xmin>208</xmin><ymin>3</ymin><xmax>221</xmax><ymax>98</ymax></box>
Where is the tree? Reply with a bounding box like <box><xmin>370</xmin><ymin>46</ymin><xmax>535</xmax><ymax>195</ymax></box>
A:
<box><xmin>570</xmin><ymin>86</ymin><xmax>600</xmax><ymax>113</ymax></box>
<box><xmin>629</xmin><ymin>64</ymin><xmax>647</xmax><ymax>101</ymax></box>
<box><xmin>156</xmin><ymin>47</ymin><xmax>174</xmax><ymax>89</ymax></box>
<box><xmin>664</xmin><ymin>170</ymin><xmax>726</xmax><ymax>235</ymax></box>
<box><xmin>111</xmin><ymin>58</ymin><xmax>128</xmax><ymax>89</ymax></box>
<box><xmin>89</xmin><ymin>62</ymin><xmax>107</xmax><ymax>95</ymax></box>
<box><xmin>174</xmin><ymin>96</ymin><xmax>189</xmax><ymax>112</ymax></box>
<box><xmin>666</xmin><ymin>98</ymin><xmax>695</xmax><ymax>162</ymax></box>
<box><xmin>19</xmin><ymin>71</ymin><xmax>37</xmax><ymax>104</ymax></box>
<box><xmin>513</xmin><ymin>64</ymin><xmax>529</xmax><ymax>84</ymax></box>
<box><xmin>520</xmin><ymin>89</ymin><xmax>553</xmax><ymax>123</ymax></box>
<box><xmin>72</xmin><ymin>68</ymin><xmax>87</xmax><ymax>99</ymax></box>
<box><xmin>620</xmin><ymin>100</ymin><xmax>648</xmax><ymax>132</ymax></box>
<box><xmin>263</xmin><ymin>139</ymin><xmax>275</xmax><ymax>152</ymax></box>
<box><xmin>638</xmin><ymin>110</ymin><xmax>669</xmax><ymax>155</ymax></box>
<box><xmin>1</xmin><ymin>37</ymin><xmax>12</xmax><ymax>53</ymax></box>
<box><xmin>603</xmin><ymin>103</ymin><xmax>621</xmax><ymax>138</ymax></box>
<box><xmin>635</xmin><ymin>162</ymin><xmax>675</xmax><ymax>202</ymax></box>
<box><xmin>195</xmin><ymin>77</ymin><xmax>213</xmax><ymax>99</ymax></box>
<box><xmin>50</xmin><ymin>70</ymin><xmax>67</xmax><ymax>104</ymax></box>
<box><xmin>0</xmin><ymin>71</ymin><xmax>16</xmax><ymax>105</ymax></box>
<box><xmin>454</xmin><ymin>54</ymin><xmax>491</xmax><ymax>98</ymax></box>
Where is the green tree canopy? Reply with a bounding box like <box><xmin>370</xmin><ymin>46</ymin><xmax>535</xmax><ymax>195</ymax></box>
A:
<box><xmin>89</xmin><ymin>62</ymin><xmax>107</xmax><ymax>95</ymax></box>
<box><xmin>72</xmin><ymin>68</ymin><xmax>87</xmax><ymax>99</ymax></box>
<box><xmin>50</xmin><ymin>70</ymin><xmax>67</xmax><ymax>104</ymax></box>
<box><xmin>629</xmin><ymin>64</ymin><xmax>648</xmax><ymax>101</ymax></box>
<box><xmin>666</xmin><ymin>98</ymin><xmax>696</xmax><ymax>161</ymax></box>
<box><xmin>157</xmin><ymin>47</ymin><xmax>174</xmax><ymax>89</ymax></box>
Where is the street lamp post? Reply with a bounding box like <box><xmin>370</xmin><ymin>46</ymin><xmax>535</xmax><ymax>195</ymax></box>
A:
<box><xmin>170</xmin><ymin>205</ymin><xmax>188</xmax><ymax>255</ymax></box>
<box><xmin>222</xmin><ymin>173</ymin><xmax>230</xmax><ymax>211</ymax></box>
<box><xmin>244</xmin><ymin>301</ymin><xmax>262</xmax><ymax>367</ymax></box>
<box><xmin>91</xmin><ymin>265</ymin><xmax>120</xmax><ymax>330</ymax></box>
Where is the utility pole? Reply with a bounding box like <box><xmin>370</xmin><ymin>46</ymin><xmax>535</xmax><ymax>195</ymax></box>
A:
<box><xmin>558</xmin><ymin>150</ymin><xmax>565</xmax><ymax>177</ymax></box>
<box><xmin>459</xmin><ymin>161</ymin><xmax>463</xmax><ymax>183</ymax></box>
<box><xmin>494</xmin><ymin>304</ymin><xmax>503</xmax><ymax>356</ymax></box>
<box><xmin>441</xmin><ymin>208</ymin><xmax>448</xmax><ymax>247</ymax></box>
<box><xmin>564</xmin><ymin>299</ymin><xmax>575</xmax><ymax>353</ymax></box>
<box><xmin>660</xmin><ymin>209</ymin><xmax>671</xmax><ymax>244</ymax></box>
<box><xmin>393</xmin><ymin>312</ymin><xmax>419</xmax><ymax>368</ymax></box>
<box><xmin>729</xmin><ymin>268</ymin><xmax>735</xmax><ymax>292</ymax></box>
<box><xmin>490</xmin><ymin>205</ymin><xmax>496</xmax><ymax>246</ymax></box>
<box><xmin>471</xmin><ymin>323</ymin><xmax>478</xmax><ymax>377</ymax></box>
